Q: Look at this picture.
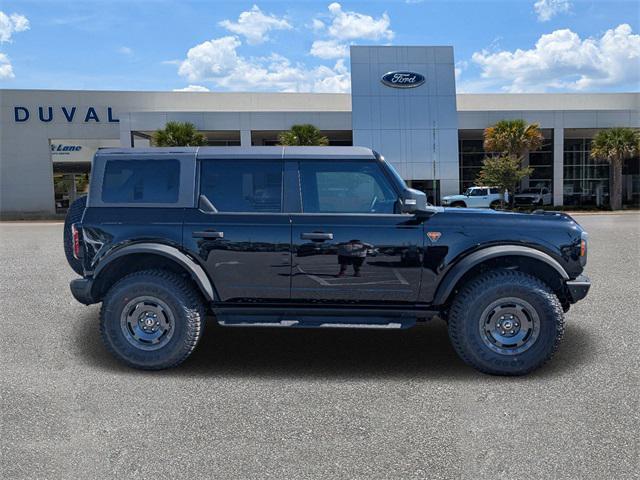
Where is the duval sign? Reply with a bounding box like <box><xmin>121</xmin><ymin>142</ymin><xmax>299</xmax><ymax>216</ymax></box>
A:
<box><xmin>381</xmin><ymin>71</ymin><xmax>425</xmax><ymax>89</ymax></box>
<box><xmin>13</xmin><ymin>106</ymin><xmax>119</xmax><ymax>123</ymax></box>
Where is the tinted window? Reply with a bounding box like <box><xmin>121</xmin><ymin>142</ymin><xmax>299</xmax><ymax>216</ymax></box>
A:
<box><xmin>468</xmin><ymin>188</ymin><xmax>486</xmax><ymax>196</ymax></box>
<box><xmin>200</xmin><ymin>160</ymin><xmax>282</xmax><ymax>213</ymax></box>
<box><xmin>300</xmin><ymin>161</ymin><xmax>397</xmax><ymax>214</ymax></box>
<box><xmin>490</xmin><ymin>188</ymin><xmax>500</xmax><ymax>194</ymax></box>
<box><xmin>102</xmin><ymin>159</ymin><xmax>180</xmax><ymax>203</ymax></box>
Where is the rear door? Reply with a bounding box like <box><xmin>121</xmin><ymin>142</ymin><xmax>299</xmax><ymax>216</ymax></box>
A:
<box><xmin>290</xmin><ymin>159</ymin><xmax>423</xmax><ymax>304</ymax></box>
<box><xmin>182</xmin><ymin>157</ymin><xmax>291</xmax><ymax>302</ymax></box>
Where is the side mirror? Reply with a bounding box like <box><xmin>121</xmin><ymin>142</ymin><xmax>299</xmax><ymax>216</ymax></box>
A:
<box><xmin>400</xmin><ymin>188</ymin><xmax>428</xmax><ymax>213</ymax></box>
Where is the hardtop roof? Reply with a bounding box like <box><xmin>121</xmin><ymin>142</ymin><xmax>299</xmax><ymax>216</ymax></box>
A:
<box><xmin>96</xmin><ymin>146</ymin><xmax>377</xmax><ymax>160</ymax></box>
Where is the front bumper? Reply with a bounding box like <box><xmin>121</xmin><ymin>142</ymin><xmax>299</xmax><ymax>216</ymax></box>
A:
<box><xmin>70</xmin><ymin>278</ymin><xmax>96</xmax><ymax>305</ymax></box>
<box><xmin>566</xmin><ymin>274</ymin><xmax>591</xmax><ymax>303</ymax></box>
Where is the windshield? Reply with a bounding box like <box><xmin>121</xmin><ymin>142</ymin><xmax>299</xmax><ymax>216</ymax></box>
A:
<box><xmin>520</xmin><ymin>188</ymin><xmax>539</xmax><ymax>194</ymax></box>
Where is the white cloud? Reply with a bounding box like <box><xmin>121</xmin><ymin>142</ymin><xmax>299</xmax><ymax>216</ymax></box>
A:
<box><xmin>178</xmin><ymin>36</ymin><xmax>244</xmax><ymax>82</ymax></box>
<box><xmin>173</xmin><ymin>85</ymin><xmax>210</xmax><ymax>92</ymax></box>
<box><xmin>308</xmin><ymin>3</ymin><xmax>393</xmax><ymax>59</ymax></box>
<box><xmin>454</xmin><ymin>60</ymin><xmax>468</xmax><ymax>80</ymax></box>
<box><xmin>310</xmin><ymin>18</ymin><xmax>325</xmax><ymax>32</ymax></box>
<box><xmin>533</xmin><ymin>0</ymin><xmax>571</xmax><ymax>22</ymax></box>
<box><xmin>177</xmin><ymin>35</ymin><xmax>350</xmax><ymax>93</ymax></box>
<box><xmin>118</xmin><ymin>46</ymin><xmax>133</xmax><ymax>55</ymax></box>
<box><xmin>219</xmin><ymin>5</ymin><xmax>291</xmax><ymax>45</ymax></box>
<box><xmin>0</xmin><ymin>11</ymin><xmax>29</xmax><ymax>43</ymax></box>
<box><xmin>325</xmin><ymin>3</ymin><xmax>393</xmax><ymax>41</ymax></box>
<box><xmin>0</xmin><ymin>52</ymin><xmax>14</xmax><ymax>79</ymax></box>
<box><xmin>471</xmin><ymin>24</ymin><xmax>640</xmax><ymax>92</ymax></box>
<box><xmin>310</xmin><ymin>39</ymin><xmax>348</xmax><ymax>59</ymax></box>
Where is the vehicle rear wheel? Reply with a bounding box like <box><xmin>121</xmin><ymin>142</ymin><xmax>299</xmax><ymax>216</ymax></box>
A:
<box><xmin>447</xmin><ymin>269</ymin><xmax>564</xmax><ymax>375</ymax></box>
<box><xmin>63</xmin><ymin>195</ymin><xmax>87</xmax><ymax>275</ymax></box>
<box><xmin>450</xmin><ymin>201</ymin><xmax>466</xmax><ymax>208</ymax></box>
<box><xmin>490</xmin><ymin>200</ymin><xmax>501</xmax><ymax>210</ymax></box>
<box><xmin>100</xmin><ymin>270</ymin><xmax>205</xmax><ymax>370</ymax></box>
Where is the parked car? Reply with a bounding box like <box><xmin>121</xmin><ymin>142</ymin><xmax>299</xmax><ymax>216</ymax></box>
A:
<box><xmin>65</xmin><ymin>146</ymin><xmax>590</xmax><ymax>376</ymax></box>
<box><xmin>514</xmin><ymin>187</ymin><xmax>553</xmax><ymax>207</ymax></box>
<box><xmin>441</xmin><ymin>186</ymin><xmax>505</xmax><ymax>209</ymax></box>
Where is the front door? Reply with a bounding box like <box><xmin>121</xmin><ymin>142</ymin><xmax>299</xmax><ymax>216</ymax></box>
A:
<box><xmin>467</xmin><ymin>188</ymin><xmax>489</xmax><ymax>207</ymax></box>
<box><xmin>182</xmin><ymin>158</ymin><xmax>291</xmax><ymax>302</ymax></box>
<box><xmin>290</xmin><ymin>160</ymin><xmax>423</xmax><ymax>304</ymax></box>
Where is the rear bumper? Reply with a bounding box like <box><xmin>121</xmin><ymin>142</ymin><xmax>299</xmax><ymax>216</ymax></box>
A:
<box><xmin>70</xmin><ymin>278</ymin><xmax>96</xmax><ymax>305</ymax></box>
<box><xmin>566</xmin><ymin>274</ymin><xmax>591</xmax><ymax>303</ymax></box>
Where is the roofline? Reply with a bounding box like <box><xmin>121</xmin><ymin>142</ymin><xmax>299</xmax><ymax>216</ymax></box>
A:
<box><xmin>96</xmin><ymin>146</ymin><xmax>377</xmax><ymax>160</ymax></box>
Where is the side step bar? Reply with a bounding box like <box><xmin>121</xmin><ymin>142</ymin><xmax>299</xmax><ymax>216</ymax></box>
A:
<box><xmin>214</xmin><ymin>307</ymin><xmax>425</xmax><ymax>330</ymax></box>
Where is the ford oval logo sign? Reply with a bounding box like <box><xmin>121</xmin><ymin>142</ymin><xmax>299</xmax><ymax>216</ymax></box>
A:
<box><xmin>381</xmin><ymin>71</ymin><xmax>425</xmax><ymax>89</ymax></box>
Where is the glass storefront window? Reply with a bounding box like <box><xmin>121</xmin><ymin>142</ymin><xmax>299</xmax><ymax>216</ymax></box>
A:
<box><xmin>563</xmin><ymin>137</ymin><xmax>610</xmax><ymax>207</ymax></box>
<box><xmin>528</xmin><ymin>138</ymin><xmax>553</xmax><ymax>189</ymax></box>
<box><xmin>459</xmin><ymin>132</ymin><xmax>553</xmax><ymax>193</ymax></box>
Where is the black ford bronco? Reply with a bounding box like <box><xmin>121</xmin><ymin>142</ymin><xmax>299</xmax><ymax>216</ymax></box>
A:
<box><xmin>65</xmin><ymin>146</ymin><xmax>590</xmax><ymax>375</ymax></box>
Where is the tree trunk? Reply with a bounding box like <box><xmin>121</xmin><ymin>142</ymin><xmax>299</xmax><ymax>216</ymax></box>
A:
<box><xmin>610</xmin><ymin>160</ymin><xmax>623</xmax><ymax>210</ymax></box>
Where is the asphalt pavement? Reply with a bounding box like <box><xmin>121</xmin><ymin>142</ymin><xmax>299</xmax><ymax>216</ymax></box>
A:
<box><xmin>1</xmin><ymin>214</ymin><xmax>638</xmax><ymax>479</ymax></box>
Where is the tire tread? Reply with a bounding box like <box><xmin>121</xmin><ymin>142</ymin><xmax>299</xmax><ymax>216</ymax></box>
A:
<box><xmin>99</xmin><ymin>269</ymin><xmax>205</xmax><ymax>370</ymax></box>
<box><xmin>448</xmin><ymin>269</ymin><xmax>565</xmax><ymax>375</ymax></box>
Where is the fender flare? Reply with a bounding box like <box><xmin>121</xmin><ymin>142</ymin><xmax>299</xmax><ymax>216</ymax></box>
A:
<box><xmin>433</xmin><ymin>245</ymin><xmax>569</xmax><ymax>306</ymax></box>
<box><xmin>93</xmin><ymin>243</ymin><xmax>216</xmax><ymax>301</ymax></box>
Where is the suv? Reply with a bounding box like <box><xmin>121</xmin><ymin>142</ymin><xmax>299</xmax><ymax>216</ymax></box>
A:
<box><xmin>514</xmin><ymin>187</ymin><xmax>553</xmax><ymax>207</ymax></box>
<box><xmin>441</xmin><ymin>186</ymin><xmax>505</xmax><ymax>209</ymax></box>
<box><xmin>66</xmin><ymin>147</ymin><xmax>590</xmax><ymax>375</ymax></box>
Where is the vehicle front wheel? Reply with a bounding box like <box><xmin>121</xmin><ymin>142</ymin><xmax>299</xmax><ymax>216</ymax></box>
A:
<box><xmin>447</xmin><ymin>269</ymin><xmax>564</xmax><ymax>375</ymax></box>
<box><xmin>450</xmin><ymin>201</ymin><xmax>466</xmax><ymax>208</ymax></box>
<box><xmin>100</xmin><ymin>270</ymin><xmax>205</xmax><ymax>370</ymax></box>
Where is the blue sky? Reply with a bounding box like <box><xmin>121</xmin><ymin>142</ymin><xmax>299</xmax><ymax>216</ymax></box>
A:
<box><xmin>0</xmin><ymin>0</ymin><xmax>638</xmax><ymax>93</ymax></box>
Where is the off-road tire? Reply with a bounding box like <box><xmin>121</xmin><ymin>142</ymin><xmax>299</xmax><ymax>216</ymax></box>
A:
<box><xmin>100</xmin><ymin>270</ymin><xmax>205</xmax><ymax>370</ymax></box>
<box><xmin>450</xmin><ymin>201</ymin><xmax>466</xmax><ymax>208</ymax></box>
<box><xmin>63</xmin><ymin>195</ymin><xmax>87</xmax><ymax>275</ymax></box>
<box><xmin>490</xmin><ymin>200</ymin><xmax>501</xmax><ymax>210</ymax></box>
<box><xmin>448</xmin><ymin>269</ymin><xmax>564</xmax><ymax>376</ymax></box>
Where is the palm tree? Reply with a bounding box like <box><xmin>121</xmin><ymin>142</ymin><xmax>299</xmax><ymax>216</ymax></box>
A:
<box><xmin>483</xmin><ymin>119</ymin><xmax>544</xmax><ymax>158</ymax></box>
<box><xmin>481</xmin><ymin>119</ymin><xmax>544</xmax><ymax>207</ymax></box>
<box><xmin>590</xmin><ymin>128</ymin><xmax>640</xmax><ymax>210</ymax></box>
<box><xmin>278</xmin><ymin>124</ymin><xmax>329</xmax><ymax>146</ymax></box>
<box><xmin>152</xmin><ymin>121</ymin><xmax>207</xmax><ymax>147</ymax></box>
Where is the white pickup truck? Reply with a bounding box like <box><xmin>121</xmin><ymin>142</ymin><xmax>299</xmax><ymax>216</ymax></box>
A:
<box><xmin>441</xmin><ymin>186</ymin><xmax>505</xmax><ymax>208</ymax></box>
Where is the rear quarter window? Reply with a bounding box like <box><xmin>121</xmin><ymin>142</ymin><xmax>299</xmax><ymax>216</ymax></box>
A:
<box><xmin>102</xmin><ymin>159</ymin><xmax>180</xmax><ymax>203</ymax></box>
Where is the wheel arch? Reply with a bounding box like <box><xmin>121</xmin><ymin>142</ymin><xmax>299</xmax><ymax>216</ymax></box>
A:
<box><xmin>433</xmin><ymin>245</ymin><xmax>569</xmax><ymax>306</ymax></box>
<box><xmin>91</xmin><ymin>243</ymin><xmax>217</xmax><ymax>303</ymax></box>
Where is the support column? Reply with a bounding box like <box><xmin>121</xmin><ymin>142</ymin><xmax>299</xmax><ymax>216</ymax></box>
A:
<box><xmin>553</xmin><ymin>127</ymin><xmax>564</xmax><ymax>206</ymax></box>
<box><xmin>240</xmin><ymin>130</ymin><xmax>252</xmax><ymax>147</ymax></box>
<box><xmin>119</xmin><ymin>114</ymin><xmax>133</xmax><ymax>147</ymax></box>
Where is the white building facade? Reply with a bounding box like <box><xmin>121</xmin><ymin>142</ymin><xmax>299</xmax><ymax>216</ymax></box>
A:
<box><xmin>1</xmin><ymin>46</ymin><xmax>638</xmax><ymax>216</ymax></box>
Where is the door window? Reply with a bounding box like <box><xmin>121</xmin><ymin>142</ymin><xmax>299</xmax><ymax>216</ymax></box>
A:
<box><xmin>200</xmin><ymin>159</ymin><xmax>283</xmax><ymax>213</ymax></box>
<box><xmin>299</xmin><ymin>161</ymin><xmax>397</xmax><ymax>214</ymax></box>
<box><xmin>468</xmin><ymin>188</ymin><xmax>486</xmax><ymax>196</ymax></box>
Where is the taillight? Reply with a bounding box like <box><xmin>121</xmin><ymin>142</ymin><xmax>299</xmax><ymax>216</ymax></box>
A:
<box><xmin>72</xmin><ymin>223</ymin><xmax>81</xmax><ymax>260</ymax></box>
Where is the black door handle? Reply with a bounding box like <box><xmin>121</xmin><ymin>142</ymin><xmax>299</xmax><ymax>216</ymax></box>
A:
<box><xmin>193</xmin><ymin>231</ymin><xmax>224</xmax><ymax>239</ymax></box>
<box><xmin>300</xmin><ymin>232</ymin><xmax>333</xmax><ymax>241</ymax></box>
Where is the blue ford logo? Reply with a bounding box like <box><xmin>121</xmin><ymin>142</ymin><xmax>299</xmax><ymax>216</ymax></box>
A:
<box><xmin>381</xmin><ymin>71</ymin><xmax>425</xmax><ymax>89</ymax></box>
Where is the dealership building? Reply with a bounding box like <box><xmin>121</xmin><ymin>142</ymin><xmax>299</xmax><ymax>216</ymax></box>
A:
<box><xmin>1</xmin><ymin>45</ymin><xmax>638</xmax><ymax>216</ymax></box>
